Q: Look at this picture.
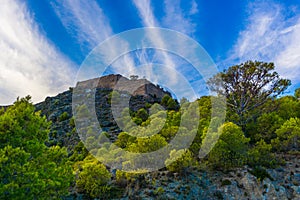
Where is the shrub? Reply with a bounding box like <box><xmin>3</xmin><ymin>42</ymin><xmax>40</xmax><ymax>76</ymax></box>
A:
<box><xmin>221</xmin><ymin>179</ymin><xmax>231</xmax><ymax>186</ymax></box>
<box><xmin>272</xmin><ymin>117</ymin><xmax>300</xmax><ymax>152</ymax></box>
<box><xmin>207</xmin><ymin>122</ymin><xmax>250</xmax><ymax>170</ymax></box>
<box><xmin>59</xmin><ymin>111</ymin><xmax>69</xmax><ymax>122</ymax></box>
<box><xmin>136</xmin><ymin>108</ymin><xmax>148</xmax><ymax>121</ymax></box>
<box><xmin>69</xmin><ymin>117</ymin><xmax>75</xmax><ymax>127</ymax></box>
<box><xmin>247</xmin><ymin>139</ymin><xmax>276</xmax><ymax>168</ymax></box>
<box><xmin>249</xmin><ymin>166</ymin><xmax>273</xmax><ymax>182</ymax></box>
<box><xmin>74</xmin><ymin>155</ymin><xmax>111</xmax><ymax>198</ymax></box>
<box><xmin>165</xmin><ymin>149</ymin><xmax>194</xmax><ymax>173</ymax></box>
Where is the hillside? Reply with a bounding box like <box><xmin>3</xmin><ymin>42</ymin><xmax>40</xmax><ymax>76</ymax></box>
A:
<box><xmin>1</xmin><ymin>71</ymin><xmax>299</xmax><ymax>199</ymax></box>
<box><xmin>34</xmin><ymin>74</ymin><xmax>174</xmax><ymax>149</ymax></box>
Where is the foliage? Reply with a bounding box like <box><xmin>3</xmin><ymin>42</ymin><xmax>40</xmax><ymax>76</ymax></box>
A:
<box><xmin>135</xmin><ymin>108</ymin><xmax>148</xmax><ymax>121</ymax></box>
<box><xmin>250</xmin><ymin>113</ymin><xmax>284</xmax><ymax>143</ymax></box>
<box><xmin>249</xmin><ymin>166</ymin><xmax>273</xmax><ymax>182</ymax></box>
<box><xmin>207</xmin><ymin>61</ymin><xmax>291</xmax><ymax>129</ymax></box>
<box><xmin>115</xmin><ymin>132</ymin><xmax>136</xmax><ymax>149</ymax></box>
<box><xmin>59</xmin><ymin>111</ymin><xmax>69</xmax><ymax>122</ymax></box>
<box><xmin>165</xmin><ymin>149</ymin><xmax>195</xmax><ymax>173</ymax></box>
<box><xmin>0</xmin><ymin>96</ymin><xmax>49</xmax><ymax>152</ymax></box>
<box><xmin>247</xmin><ymin>140</ymin><xmax>276</xmax><ymax>168</ymax></box>
<box><xmin>128</xmin><ymin>134</ymin><xmax>167</xmax><ymax>153</ymax></box>
<box><xmin>74</xmin><ymin>155</ymin><xmax>111</xmax><ymax>199</ymax></box>
<box><xmin>161</xmin><ymin>94</ymin><xmax>178</xmax><ymax>110</ymax></box>
<box><xmin>295</xmin><ymin>87</ymin><xmax>300</xmax><ymax>99</ymax></box>
<box><xmin>0</xmin><ymin>96</ymin><xmax>73</xmax><ymax>199</ymax></box>
<box><xmin>115</xmin><ymin>170</ymin><xmax>143</xmax><ymax>186</ymax></box>
<box><xmin>69</xmin><ymin>117</ymin><xmax>75</xmax><ymax>127</ymax></box>
<box><xmin>276</xmin><ymin>96</ymin><xmax>300</xmax><ymax>120</ymax></box>
<box><xmin>272</xmin><ymin>117</ymin><xmax>300</xmax><ymax>152</ymax></box>
<box><xmin>207</xmin><ymin>122</ymin><xmax>250</xmax><ymax>170</ymax></box>
<box><xmin>189</xmin><ymin>96</ymin><xmax>212</xmax><ymax>155</ymax></box>
<box><xmin>110</xmin><ymin>90</ymin><xmax>121</xmax><ymax>104</ymax></box>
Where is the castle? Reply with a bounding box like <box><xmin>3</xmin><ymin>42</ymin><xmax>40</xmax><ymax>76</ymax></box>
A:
<box><xmin>75</xmin><ymin>74</ymin><xmax>171</xmax><ymax>99</ymax></box>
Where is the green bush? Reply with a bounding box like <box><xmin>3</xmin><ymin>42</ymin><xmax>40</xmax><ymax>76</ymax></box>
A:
<box><xmin>247</xmin><ymin>139</ymin><xmax>276</xmax><ymax>168</ymax></box>
<box><xmin>115</xmin><ymin>132</ymin><xmax>136</xmax><ymax>149</ymax></box>
<box><xmin>69</xmin><ymin>117</ymin><xmax>75</xmax><ymax>127</ymax></box>
<box><xmin>59</xmin><ymin>111</ymin><xmax>69</xmax><ymax>122</ymax></box>
<box><xmin>0</xmin><ymin>96</ymin><xmax>73</xmax><ymax>199</ymax></box>
<box><xmin>74</xmin><ymin>155</ymin><xmax>111</xmax><ymax>198</ymax></box>
<box><xmin>207</xmin><ymin>122</ymin><xmax>250</xmax><ymax>170</ymax></box>
<box><xmin>165</xmin><ymin>149</ymin><xmax>195</xmax><ymax>173</ymax></box>
<box><xmin>136</xmin><ymin>108</ymin><xmax>148</xmax><ymax>121</ymax></box>
<box><xmin>272</xmin><ymin>117</ymin><xmax>300</xmax><ymax>152</ymax></box>
<box><xmin>249</xmin><ymin>166</ymin><xmax>273</xmax><ymax>181</ymax></box>
<box><xmin>221</xmin><ymin>179</ymin><xmax>231</xmax><ymax>186</ymax></box>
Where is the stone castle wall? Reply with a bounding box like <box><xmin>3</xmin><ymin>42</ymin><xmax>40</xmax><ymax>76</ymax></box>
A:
<box><xmin>76</xmin><ymin>74</ymin><xmax>170</xmax><ymax>99</ymax></box>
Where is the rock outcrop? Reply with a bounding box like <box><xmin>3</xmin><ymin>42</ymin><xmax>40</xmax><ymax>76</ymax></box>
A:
<box><xmin>122</xmin><ymin>155</ymin><xmax>300</xmax><ymax>199</ymax></box>
<box><xmin>35</xmin><ymin>74</ymin><xmax>173</xmax><ymax>149</ymax></box>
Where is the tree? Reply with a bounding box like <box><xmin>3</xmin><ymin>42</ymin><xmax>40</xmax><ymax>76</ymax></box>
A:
<box><xmin>247</xmin><ymin>139</ymin><xmax>276</xmax><ymax>168</ymax></box>
<box><xmin>130</xmin><ymin>75</ymin><xmax>138</xmax><ymax>80</ymax></box>
<box><xmin>247</xmin><ymin>112</ymin><xmax>284</xmax><ymax>143</ymax></box>
<box><xmin>207</xmin><ymin>61</ymin><xmax>291</xmax><ymax>129</ymax></box>
<box><xmin>272</xmin><ymin>117</ymin><xmax>300</xmax><ymax>152</ymax></box>
<box><xmin>276</xmin><ymin>96</ymin><xmax>300</xmax><ymax>120</ymax></box>
<box><xmin>295</xmin><ymin>87</ymin><xmax>300</xmax><ymax>99</ymax></box>
<box><xmin>207</xmin><ymin>122</ymin><xmax>250</xmax><ymax>170</ymax></box>
<box><xmin>128</xmin><ymin>134</ymin><xmax>167</xmax><ymax>153</ymax></box>
<box><xmin>74</xmin><ymin>155</ymin><xmax>111</xmax><ymax>199</ymax></box>
<box><xmin>135</xmin><ymin>108</ymin><xmax>148</xmax><ymax>121</ymax></box>
<box><xmin>0</xmin><ymin>96</ymin><xmax>73</xmax><ymax>199</ymax></box>
<box><xmin>0</xmin><ymin>96</ymin><xmax>48</xmax><ymax>152</ymax></box>
<box><xmin>161</xmin><ymin>94</ymin><xmax>178</xmax><ymax>110</ymax></box>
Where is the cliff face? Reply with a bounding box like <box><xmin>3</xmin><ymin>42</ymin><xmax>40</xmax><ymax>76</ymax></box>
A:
<box><xmin>35</xmin><ymin>74</ymin><xmax>172</xmax><ymax>148</ymax></box>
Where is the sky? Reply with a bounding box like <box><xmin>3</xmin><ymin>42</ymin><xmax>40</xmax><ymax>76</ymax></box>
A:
<box><xmin>1</xmin><ymin>0</ymin><xmax>300</xmax><ymax>104</ymax></box>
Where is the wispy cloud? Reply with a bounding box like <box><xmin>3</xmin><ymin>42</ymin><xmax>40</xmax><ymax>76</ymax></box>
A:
<box><xmin>162</xmin><ymin>0</ymin><xmax>197</xmax><ymax>36</ymax></box>
<box><xmin>132</xmin><ymin>0</ymin><xmax>207</xmax><ymax>99</ymax></box>
<box><xmin>227</xmin><ymin>1</ymin><xmax>300</xmax><ymax>86</ymax></box>
<box><xmin>132</xmin><ymin>0</ymin><xmax>158</xmax><ymax>27</ymax></box>
<box><xmin>51</xmin><ymin>0</ymin><xmax>112</xmax><ymax>49</ymax></box>
<box><xmin>51</xmin><ymin>0</ymin><xmax>136</xmax><ymax>78</ymax></box>
<box><xmin>189</xmin><ymin>0</ymin><xmax>199</xmax><ymax>15</ymax></box>
<box><xmin>132</xmin><ymin>0</ymin><xmax>178</xmax><ymax>84</ymax></box>
<box><xmin>0</xmin><ymin>0</ymin><xmax>75</xmax><ymax>105</ymax></box>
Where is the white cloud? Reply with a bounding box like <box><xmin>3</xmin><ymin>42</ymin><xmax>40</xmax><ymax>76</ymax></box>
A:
<box><xmin>132</xmin><ymin>0</ymin><xmax>158</xmax><ymax>27</ymax></box>
<box><xmin>51</xmin><ymin>0</ymin><xmax>112</xmax><ymax>49</ymax></box>
<box><xmin>0</xmin><ymin>0</ymin><xmax>75</xmax><ymax>105</ymax></box>
<box><xmin>162</xmin><ymin>0</ymin><xmax>197</xmax><ymax>36</ymax></box>
<box><xmin>52</xmin><ymin>0</ymin><xmax>136</xmax><ymax>79</ymax></box>
<box><xmin>227</xmin><ymin>1</ymin><xmax>300</xmax><ymax>86</ymax></box>
<box><xmin>189</xmin><ymin>0</ymin><xmax>199</xmax><ymax>15</ymax></box>
<box><xmin>132</xmin><ymin>0</ymin><xmax>178</xmax><ymax>83</ymax></box>
<box><xmin>131</xmin><ymin>0</ymin><xmax>209</xmax><ymax>100</ymax></box>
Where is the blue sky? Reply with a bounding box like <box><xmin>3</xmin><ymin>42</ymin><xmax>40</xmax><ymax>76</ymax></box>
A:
<box><xmin>1</xmin><ymin>0</ymin><xmax>300</xmax><ymax>104</ymax></box>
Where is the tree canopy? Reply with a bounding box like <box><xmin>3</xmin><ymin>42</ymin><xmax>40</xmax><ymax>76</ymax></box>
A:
<box><xmin>0</xmin><ymin>96</ymin><xmax>73</xmax><ymax>199</ymax></box>
<box><xmin>207</xmin><ymin>61</ymin><xmax>291</xmax><ymax>128</ymax></box>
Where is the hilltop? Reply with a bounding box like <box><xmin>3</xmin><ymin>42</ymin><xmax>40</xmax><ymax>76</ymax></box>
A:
<box><xmin>34</xmin><ymin>74</ymin><xmax>174</xmax><ymax>149</ymax></box>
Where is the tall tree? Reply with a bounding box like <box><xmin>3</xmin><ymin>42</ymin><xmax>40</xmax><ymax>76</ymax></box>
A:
<box><xmin>0</xmin><ymin>96</ymin><xmax>73</xmax><ymax>199</ymax></box>
<box><xmin>207</xmin><ymin>61</ymin><xmax>291</xmax><ymax>129</ymax></box>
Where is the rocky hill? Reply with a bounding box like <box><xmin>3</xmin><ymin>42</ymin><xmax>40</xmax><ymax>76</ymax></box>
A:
<box><xmin>1</xmin><ymin>73</ymin><xmax>299</xmax><ymax>199</ymax></box>
<box><xmin>34</xmin><ymin>74</ymin><xmax>173</xmax><ymax>149</ymax></box>
<box><xmin>31</xmin><ymin>74</ymin><xmax>300</xmax><ymax>199</ymax></box>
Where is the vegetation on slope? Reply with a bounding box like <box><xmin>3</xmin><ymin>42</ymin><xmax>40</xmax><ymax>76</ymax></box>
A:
<box><xmin>0</xmin><ymin>61</ymin><xmax>299</xmax><ymax>199</ymax></box>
